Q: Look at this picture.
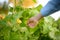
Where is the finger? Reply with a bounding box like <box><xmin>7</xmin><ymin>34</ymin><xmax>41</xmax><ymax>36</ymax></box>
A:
<box><xmin>29</xmin><ymin>23</ymin><xmax>35</xmax><ymax>26</ymax></box>
<box><xmin>28</xmin><ymin>23</ymin><xmax>35</xmax><ymax>28</ymax></box>
<box><xmin>27</xmin><ymin>19</ymin><xmax>33</xmax><ymax>25</ymax></box>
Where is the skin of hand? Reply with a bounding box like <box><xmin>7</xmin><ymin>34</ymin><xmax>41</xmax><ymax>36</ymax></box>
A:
<box><xmin>27</xmin><ymin>13</ymin><xmax>43</xmax><ymax>28</ymax></box>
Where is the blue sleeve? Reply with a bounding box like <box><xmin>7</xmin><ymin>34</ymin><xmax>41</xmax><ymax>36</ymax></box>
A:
<box><xmin>40</xmin><ymin>0</ymin><xmax>60</xmax><ymax>16</ymax></box>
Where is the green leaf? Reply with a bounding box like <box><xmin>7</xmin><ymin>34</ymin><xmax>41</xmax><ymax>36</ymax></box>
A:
<box><xmin>33</xmin><ymin>0</ymin><xmax>36</xmax><ymax>3</ymax></box>
<box><xmin>35</xmin><ymin>4</ymin><xmax>42</xmax><ymax>11</ymax></box>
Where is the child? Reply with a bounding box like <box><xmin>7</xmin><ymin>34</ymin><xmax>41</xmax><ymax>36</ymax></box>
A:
<box><xmin>27</xmin><ymin>0</ymin><xmax>60</xmax><ymax>28</ymax></box>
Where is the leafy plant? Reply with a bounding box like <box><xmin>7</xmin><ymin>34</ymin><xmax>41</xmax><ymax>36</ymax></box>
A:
<box><xmin>0</xmin><ymin>0</ymin><xmax>60</xmax><ymax>40</ymax></box>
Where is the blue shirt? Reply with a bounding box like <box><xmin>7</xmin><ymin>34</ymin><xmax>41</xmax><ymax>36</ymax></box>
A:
<box><xmin>40</xmin><ymin>0</ymin><xmax>60</xmax><ymax>16</ymax></box>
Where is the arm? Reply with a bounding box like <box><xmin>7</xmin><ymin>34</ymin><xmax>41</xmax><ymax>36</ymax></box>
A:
<box><xmin>27</xmin><ymin>0</ymin><xmax>60</xmax><ymax>28</ymax></box>
<box><xmin>40</xmin><ymin>0</ymin><xmax>60</xmax><ymax>16</ymax></box>
<box><xmin>32</xmin><ymin>0</ymin><xmax>60</xmax><ymax>21</ymax></box>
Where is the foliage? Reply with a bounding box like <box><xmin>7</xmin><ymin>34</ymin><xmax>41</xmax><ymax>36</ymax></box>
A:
<box><xmin>0</xmin><ymin>0</ymin><xmax>60</xmax><ymax>40</ymax></box>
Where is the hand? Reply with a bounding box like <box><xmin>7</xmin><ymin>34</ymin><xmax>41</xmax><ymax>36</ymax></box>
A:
<box><xmin>27</xmin><ymin>17</ymin><xmax>38</xmax><ymax>28</ymax></box>
<box><xmin>27</xmin><ymin>13</ymin><xmax>43</xmax><ymax>28</ymax></box>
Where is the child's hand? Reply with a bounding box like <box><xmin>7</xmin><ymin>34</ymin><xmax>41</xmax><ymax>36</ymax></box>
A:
<box><xmin>27</xmin><ymin>17</ymin><xmax>38</xmax><ymax>28</ymax></box>
<box><xmin>27</xmin><ymin>13</ymin><xmax>43</xmax><ymax>28</ymax></box>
